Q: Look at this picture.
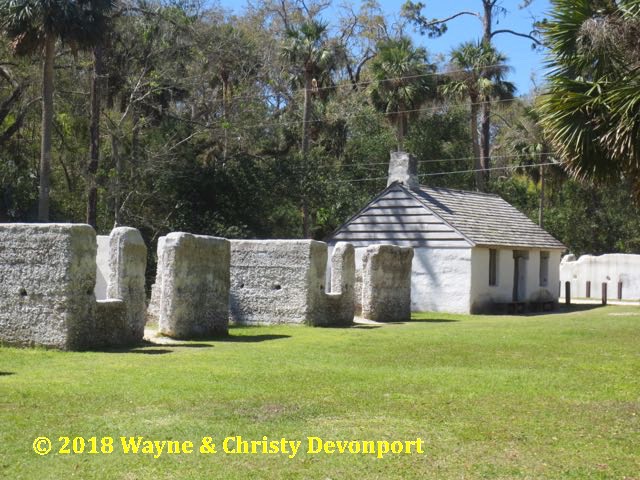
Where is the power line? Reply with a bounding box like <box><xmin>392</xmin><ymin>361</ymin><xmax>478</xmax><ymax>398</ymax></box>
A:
<box><xmin>221</xmin><ymin>96</ymin><xmax>517</xmax><ymax>133</ymax></box>
<box><xmin>336</xmin><ymin>161</ymin><xmax>559</xmax><ymax>183</ymax></box>
<box><xmin>332</xmin><ymin>152</ymin><xmax>555</xmax><ymax>169</ymax></box>
<box><xmin>177</xmin><ymin>62</ymin><xmax>510</xmax><ymax>108</ymax></box>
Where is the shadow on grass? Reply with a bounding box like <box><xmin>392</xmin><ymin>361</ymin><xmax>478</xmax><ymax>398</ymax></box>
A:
<box><xmin>0</xmin><ymin>371</ymin><xmax>15</xmax><ymax>376</ymax></box>
<box><xmin>216</xmin><ymin>334</ymin><xmax>291</xmax><ymax>343</ymax></box>
<box><xmin>126</xmin><ymin>348</ymin><xmax>174</xmax><ymax>355</ymax></box>
<box><xmin>407</xmin><ymin>318</ymin><xmax>459</xmax><ymax>323</ymax></box>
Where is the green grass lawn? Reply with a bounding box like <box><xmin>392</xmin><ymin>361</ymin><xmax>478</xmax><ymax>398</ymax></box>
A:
<box><xmin>1</xmin><ymin>306</ymin><xmax>639</xmax><ymax>479</ymax></box>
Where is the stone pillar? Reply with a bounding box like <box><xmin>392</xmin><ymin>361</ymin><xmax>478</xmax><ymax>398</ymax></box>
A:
<box><xmin>158</xmin><ymin>233</ymin><xmax>230</xmax><ymax>338</ymax></box>
<box><xmin>105</xmin><ymin>227</ymin><xmax>148</xmax><ymax>344</ymax></box>
<box><xmin>361</xmin><ymin>244</ymin><xmax>414</xmax><ymax>322</ymax></box>
<box><xmin>323</xmin><ymin>242</ymin><xmax>355</xmax><ymax>326</ymax></box>
<box><xmin>0</xmin><ymin>224</ymin><xmax>97</xmax><ymax>350</ymax></box>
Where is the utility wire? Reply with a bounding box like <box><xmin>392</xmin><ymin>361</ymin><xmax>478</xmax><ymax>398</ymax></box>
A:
<box><xmin>221</xmin><ymin>96</ymin><xmax>517</xmax><ymax>133</ymax></box>
<box><xmin>336</xmin><ymin>161</ymin><xmax>559</xmax><ymax>183</ymax></box>
<box><xmin>178</xmin><ymin>62</ymin><xmax>510</xmax><ymax>108</ymax></box>
<box><xmin>333</xmin><ymin>152</ymin><xmax>555</xmax><ymax>169</ymax></box>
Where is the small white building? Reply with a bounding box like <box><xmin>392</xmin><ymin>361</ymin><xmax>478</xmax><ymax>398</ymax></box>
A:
<box><xmin>328</xmin><ymin>152</ymin><xmax>566</xmax><ymax>314</ymax></box>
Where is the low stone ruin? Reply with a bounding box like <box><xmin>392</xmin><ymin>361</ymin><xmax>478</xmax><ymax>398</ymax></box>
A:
<box><xmin>229</xmin><ymin>240</ymin><xmax>355</xmax><ymax>326</ymax></box>
<box><xmin>95</xmin><ymin>227</ymin><xmax>147</xmax><ymax>346</ymax></box>
<box><xmin>0</xmin><ymin>224</ymin><xmax>146</xmax><ymax>350</ymax></box>
<box><xmin>0</xmin><ymin>221</ymin><xmax>411</xmax><ymax>351</ymax></box>
<box><xmin>361</xmin><ymin>244</ymin><xmax>413</xmax><ymax>322</ymax></box>
<box><xmin>153</xmin><ymin>233</ymin><xmax>230</xmax><ymax>338</ymax></box>
<box><xmin>0</xmin><ymin>224</ymin><xmax>97</xmax><ymax>350</ymax></box>
<box><xmin>324</xmin><ymin>242</ymin><xmax>356</xmax><ymax>326</ymax></box>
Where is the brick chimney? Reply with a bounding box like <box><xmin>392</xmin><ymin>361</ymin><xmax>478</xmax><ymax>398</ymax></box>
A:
<box><xmin>387</xmin><ymin>151</ymin><xmax>419</xmax><ymax>190</ymax></box>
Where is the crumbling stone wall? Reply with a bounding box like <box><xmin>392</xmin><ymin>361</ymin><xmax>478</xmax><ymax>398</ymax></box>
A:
<box><xmin>324</xmin><ymin>242</ymin><xmax>355</xmax><ymax>326</ymax></box>
<box><xmin>104</xmin><ymin>227</ymin><xmax>147</xmax><ymax>344</ymax></box>
<box><xmin>230</xmin><ymin>240</ymin><xmax>355</xmax><ymax>326</ymax></box>
<box><xmin>361</xmin><ymin>244</ymin><xmax>413</xmax><ymax>322</ymax></box>
<box><xmin>158</xmin><ymin>233</ymin><xmax>230</xmax><ymax>338</ymax></box>
<box><xmin>0</xmin><ymin>224</ymin><xmax>96</xmax><ymax>350</ymax></box>
<box><xmin>91</xmin><ymin>227</ymin><xmax>148</xmax><ymax>347</ymax></box>
<box><xmin>230</xmin><ymin>240</ymin><xmax>326</xmax><ymax>325</ymax></box>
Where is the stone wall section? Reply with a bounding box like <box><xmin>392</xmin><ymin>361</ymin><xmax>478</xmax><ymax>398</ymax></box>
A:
<box><xmin>0</xmin><ymin>224</ymin><xmax>96</xmax><ymax>350</ymax></box>
<box><xmin>324</xmin><ymin>242</ymin><xmax>355</xmax><ymax>326</ymax></box>
<box><xmin>361</xmin><ymin>244</ymin><xmax>414</xmax><ymax>322</ymax></box>
<box><xmin>230</xmin><ymin>240</ymin><xmax>324</xmax><ymax>325</ymax></box>
<box><xmin>104</xmin><ymin>227</ymin><xmax>147</xmax><ymax>345</ymax></box>
<box><xmin>230</xmin><ymin>240</ymin><xmax>354</xmax><ymax>326</ymax></box>
<box><xmin>158</xmin><ymin>233</ymin><xmax>230</xmax><ymax>338</ymax></box>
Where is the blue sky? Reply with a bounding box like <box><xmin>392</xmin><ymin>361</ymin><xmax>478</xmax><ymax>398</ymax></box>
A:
<box><xmin>215</xmin><ymin>0</ymin><xmax>551</xmax><ymax>96</ymax></box>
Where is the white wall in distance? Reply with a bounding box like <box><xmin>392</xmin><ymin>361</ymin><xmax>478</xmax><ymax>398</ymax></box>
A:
<box><xmin>560</xmin><ymin>253</ymin><xmax>640</xmax><ymax>300</ymax></box>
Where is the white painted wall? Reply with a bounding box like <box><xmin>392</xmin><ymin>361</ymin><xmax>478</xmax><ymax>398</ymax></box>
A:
<box><xmin>411</xmin><ymin>247</ymin><xmax>472</xmax><ymax>313</ymax></box>
<box><xmin>95</xmin><ymin>235</ymin><xmax>110</xmax><ymax>300</ymax></box>
<box><xmin>340</xmin><ymin>246</ymin><xmax>473</xmax><ymax>314</ymax></box>
<box><xmin>329</xmin><ymin>244</ymin><xmax>562</xmax><ymax>314</ymax></box>
<box><xmin>559</xmin><ymin>253</ymin><xmax>640</xmax><ymax>300</ymax></box>
<box><xmin>470</xmin><ymin>247</ymin><xmax>561</xmax><ymax>311</ymax></box>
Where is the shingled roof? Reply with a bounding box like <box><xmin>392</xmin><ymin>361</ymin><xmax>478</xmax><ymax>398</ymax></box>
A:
<box><xmin>329</xmin><ymin>183</ymin><xmax>566</xmax><ymax>250</ymax></box>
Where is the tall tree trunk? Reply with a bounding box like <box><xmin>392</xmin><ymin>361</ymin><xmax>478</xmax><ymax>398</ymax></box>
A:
<box><xmin>539</xmin><ymin>164</ymin><xmax>545</xmax><ymax>227</ymax></box>
<box><xmin>38</xmin><ymin>34</ymin><xmax>55</xmax><ymax>222</ymax></box>
<box><xmin>112</xmin><ymin>132</ymin><xmax>121</xmax><ymax>227</ymax></box>
<box><xmin>86</xmin><ymin>45</ymin><xmax>103</xmax><ymax>228</ymax></box>
<box><xmin>470</xmin><ymin>102</ymin><xmax>485</xmax><ymax>191</ymax></box>
<box><xmin>480</xmin><ymin>97</ymin><xmax>491</xmax><ymax>176</ymax></box>
<box><xmin>221</xmin><ymin>72</ymin><xmax>229</xmax><ymax>163</ymax></box>
<box><xmin>482</xmin><ymin>0</ymin><xmax>493</xmax><ymax>45</ymax></box>
<box><xmin>302</xmin><ymin>71</ymin><xmax>312</xmax><ymax>155</ymax></box>
<box><xmin>480</xmin><ymin>0</ymin><xmax>494</xmax><ymax>186</ymax></box>
<box><xmin>301</xmin><ymin>70</ymin><xmax>313</xmax><ymax>238</ymax></box>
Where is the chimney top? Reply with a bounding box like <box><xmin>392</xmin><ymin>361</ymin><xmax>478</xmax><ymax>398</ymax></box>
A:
<box><xmin>387</xmin><ymin>151</ymin><xmax>419</xmax><ymax>190</ymax></box>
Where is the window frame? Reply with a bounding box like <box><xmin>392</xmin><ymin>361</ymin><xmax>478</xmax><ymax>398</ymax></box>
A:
<box><xmin>489</xmin><ymin>248</ymin><xmax>498</xmax><ymax>286</ymax></box>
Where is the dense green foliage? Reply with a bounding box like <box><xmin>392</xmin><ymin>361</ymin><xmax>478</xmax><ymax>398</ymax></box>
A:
<box><xmin>0</xmin><ymin>0</ymin><xmax>639</xmax><ymax>257</ymax></box>
<box><xmin>538</xmin><ymin>0</ymin><xmax>640</xmax><ymax>192</ymax></box>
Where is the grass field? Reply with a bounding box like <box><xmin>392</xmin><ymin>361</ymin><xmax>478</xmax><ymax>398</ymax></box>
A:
<box><xmin>1</xmin><ymin>306</ymin><xmax>639</xmax><ymax>479</ymax></box>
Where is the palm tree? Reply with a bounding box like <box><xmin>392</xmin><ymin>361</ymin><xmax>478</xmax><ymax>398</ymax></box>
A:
<box><xmin>0</xmin><ymin>0</ymin><xmax>114</xmax><ymax>222</ymax></box>
<box><xmin>369</xmin><ymin>37</ymin><xmax>435</xmax><ymax>151</ymax></box>
<box><xmin>280</xmin><ymin>20</ymin><xmax>343</xmax><ymax>156</ymax></box>
<box><xmin>442</xmin><ymin>41</ymin><xmax>514</xmax><ymax>191</ymax></box>
<box><xmin>537</xmin><ymin>0</ymin><xmax>640</xmax><ymax>196</ymax></box>
<box><xmin>280</xmin><ymin>20</ymin><xmax>343</xmax><ymax>237</ymax></box>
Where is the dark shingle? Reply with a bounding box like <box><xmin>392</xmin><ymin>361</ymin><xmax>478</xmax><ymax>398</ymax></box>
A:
<box><xmin>409</xmin><ymin>186</ymin><xmax>565</xmax><ymax>249</ymax></box>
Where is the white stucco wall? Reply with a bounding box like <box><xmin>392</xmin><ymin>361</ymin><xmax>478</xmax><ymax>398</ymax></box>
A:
<box><xmin>559</xmin><ymin>253</ymin><xmax>640</xmax><ymax>300</ymax></box>
<box><xmin>411</xmin><ymin>247</ymin><xmax>472</xmax><ymax>314</ymax></box>
<box><xmin>330</xmin><ymin>244</ymin><xmax>562</xmax><ymax>315</ymax></box>
<box><xmin>470</xmin><ymin>247</ymin><xmax>561</xmax><ymax>311</ymax></box>
<box><xmin>337</xmin><ymin>246</ymin><xmax>473</xmax><ymax>314</ymax></box>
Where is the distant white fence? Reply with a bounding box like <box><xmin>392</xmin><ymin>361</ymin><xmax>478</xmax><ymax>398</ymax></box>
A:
<box><xmin>559</xmin><ymin>253</ymin><xmax>640</xmax><ymax>301</ymax></box>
